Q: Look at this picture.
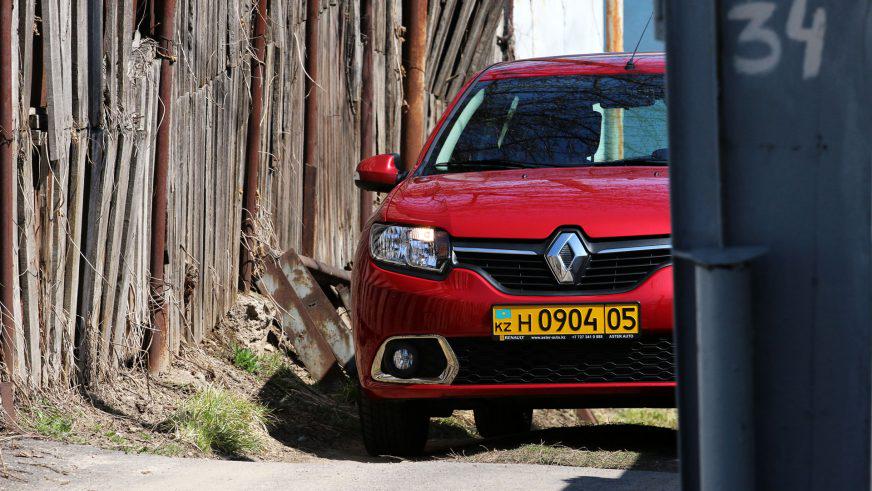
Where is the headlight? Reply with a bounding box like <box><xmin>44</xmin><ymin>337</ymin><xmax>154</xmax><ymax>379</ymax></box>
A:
<box><xmin>370</xmin><ymin>224</ymin><xmax>451</xmax><ymax>272</ymax></box>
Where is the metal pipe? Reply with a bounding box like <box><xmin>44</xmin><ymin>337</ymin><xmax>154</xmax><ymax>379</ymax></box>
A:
<box><xmin>0</xmin><ymin>0</ymin><xmax>15</xmax><ymax>385</ymax></box>
<box><xmin>240</xmin><ymin>0</ymin><xmax>268</xmax><ymax>291</ymax></box>
<box><xmin>688</xmin><ymin>249</ymin><xmax>760</xmax><ymax>491</ymax></box>
<box><xmin>605</xmin><ymin>0</ymin><xmax>623</xmax><ymax>52</ymax></box>
<box><xmin>298</xmin><ymin>254</ymin><xmax>351</xmax><ymax>283</ymax></box>
<box><xmin>358</xmin><ymin>0</ymin><xmax>374</xmax><ymax>230</ymax></box>
<box><xmin>400</xmin><ymin>0</ymin><xmax>427</xmax><ymax>172</ymax></box>
<box><xmin>148</xmin><ymin>0</ymin><xmax>177</xmax><ymax>374</ymax></box>
<box><xmin>498</xmin><ymin>0</ymin><xmax>514</xmax><ymax>60</ymax></box>
<box><xmin>603</xmin><ymin>0</ymin><xmax>623</xmax><ymax>161</ymax></box>
<box><xmin>300</xmin><ymin>0</ymin><xmax>320</xmax><ymax>257</ymax></box>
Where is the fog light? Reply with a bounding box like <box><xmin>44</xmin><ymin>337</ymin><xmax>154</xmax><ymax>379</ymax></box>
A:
<box><xmin>374</xmin><ymin>336</ymin><xmax>456</xmax><ymax>384</ymax></box>
<box><xmin>389</xmin><ymin>343</ymin><xmax>418</xmax><ymax>377</ymax></box>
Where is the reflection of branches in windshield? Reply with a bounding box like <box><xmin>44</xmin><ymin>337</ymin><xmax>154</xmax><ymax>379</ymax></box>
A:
<box><xmin>431</xmin><ymin>74</ymin><xmax>668</xmax><ymax>172</ymax></box>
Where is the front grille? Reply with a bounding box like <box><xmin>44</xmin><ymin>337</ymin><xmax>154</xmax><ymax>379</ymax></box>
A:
<box><xmin>453</xmin><ymin>248</ymin><xmax>671</xmax><ymax>293</ymax></box>
<box><xmin>448</xmin><ymin>336</ymin><xmax>675</xmax><ymax>385</ymax></box>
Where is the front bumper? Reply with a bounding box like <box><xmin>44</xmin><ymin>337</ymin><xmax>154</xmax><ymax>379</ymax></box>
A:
<box><xmin>353</xmin><ymin>256</ymin><xmax>675</xmax><ymax>401</ymax></box>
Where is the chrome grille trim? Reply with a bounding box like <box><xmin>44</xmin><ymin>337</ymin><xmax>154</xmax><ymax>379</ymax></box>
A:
<box><xmin>452</xmin><ymin>235</ymin><xmax>672</xmax><ymax>294</ymax></box>
<box><xmin>452</xmin><ymin>246</ymin><xmax>538</xmax><ymax>255</ymax></box>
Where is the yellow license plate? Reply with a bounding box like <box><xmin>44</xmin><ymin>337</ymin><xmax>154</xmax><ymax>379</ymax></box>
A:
<box><xmin>492</xmin><ymin>304</ymin><xmax>640</xmax><ymax>340</ymax></box>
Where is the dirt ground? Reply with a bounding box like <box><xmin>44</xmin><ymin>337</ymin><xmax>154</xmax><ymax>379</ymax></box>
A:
<box><xmin>6</xmin><ymin>294</ymin><xmax>678</xmax><ymax>475</ymax></box>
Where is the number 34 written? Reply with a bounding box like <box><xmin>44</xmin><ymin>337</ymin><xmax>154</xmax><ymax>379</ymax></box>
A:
<box><xmin>728</xmin><ymin>0</ymin><xmax>826</xmax><ymax>79</ymax></box>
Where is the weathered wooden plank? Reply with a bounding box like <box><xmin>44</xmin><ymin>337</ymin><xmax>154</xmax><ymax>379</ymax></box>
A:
<box><xmin>384</xmin><ymin>0</ymin><xmax>403</xmax><ymax>152</ymax></box>
<box><xmin>447</xmin><ymin>0</ymin><xmax>501</xmax><ymax>97</ymax></box>
<box><xmin>42</xmin><ymin>0</ymin><xmax>74</xmax><ymax>160</ymax></box>
<box><xmin>108</xmin><ymin>43</ymin><xmax>159</xmax><ymax>364</ymax></box>
<box><xmin>432</xmin><ymin>0</ymin><xmax>476</xmax><ymax>99</ymax></box>
<box><xmin>231</xmin><ymin>63</ymin><xmax>248</xmax><ymax>309</ymax></box>
<box><xmin>15</xmin><ymin>134</ymin><xmax>41</xmax><ymax>387</ymax></box>
<box><xmin>425</xmin><ymin>0</ymin><xmax>458</xmax><ymax>93</ymax></box>
<box><xmin>79</xmin><ymin>131</ymin><xmax>119</xmax><ymax>382</ymax></box>
<box><xmin>202</xmin><ymin>78</ymin><xmax>215</xmax><ymax>339</ymax></box>
<box><xmin>425</xmin><ymin>0</ymin><xmax>442</xmax><ymax>62</ymax></box>
<box><xmin>70</xmin><ymin>0</ymin><xmax>89</xmax><ymax>126</ymax></box>
<box><xmin>44</xmin><ymin>159</ymin><xmax>71</xmax><ymax>381</ymax></box>
<box><xmin>98</xmin><ymin>132</ymin><xmax>134</xmax><ymax>367</ymax></box>
<box><xmin>8</xmin><ymin>8</ymin><xmax>26</xmax><ymax>380</ymax></box>
<box><xmin>17</xmin><ymin>0</ymin><xmax>36</xmax><ymax>120</ymax></box>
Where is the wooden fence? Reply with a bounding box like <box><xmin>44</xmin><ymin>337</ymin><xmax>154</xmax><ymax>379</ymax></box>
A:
<box><xmin>1</xmin><ymin>0</ymin><xmax>510</xmax><ymax>391</ymax></box>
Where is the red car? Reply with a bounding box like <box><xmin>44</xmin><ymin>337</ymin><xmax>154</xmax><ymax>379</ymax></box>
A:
<box><xmin>352</xmin><ymin>52</ymin><xmax>673</xmax><ymax>456</ymax></box>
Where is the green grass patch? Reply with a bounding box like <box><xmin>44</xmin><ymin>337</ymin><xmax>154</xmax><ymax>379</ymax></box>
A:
<box><xmin>230</xmin><ymin>345</ymin><xmax>287</xmax><ymax>377</ymax></box>
<box><xmin>256</xmin><ymin>352</ymin><xmax>287</xmax><ymax>377</ymax></box>
<box><xmin>105</xmin><ymin>430</ymin><xmax>129</xmax><ymax>446</ymax></box>
<box><xmin>28</xmin><ymin>405</ymin><xmax>74</xmax><ymax>439</ymax></box>
<box><xmin>167</xmin><ymin>386</ymin><xmax>268</xmax><ymax>455</ymax></box>
<box><xmin>231</xmin><ymin>345</ymin><xmax>261</xmax><ymax>374</ymax></box>
<box><xmin>336</xmin><ymin>377</ymin><xmax>360</xmax><ymax>404</ymax></box>
<box><xmin>593</xmin><ymin>408</ymin><xmax>678</xmax><ymax>429</ymax></box>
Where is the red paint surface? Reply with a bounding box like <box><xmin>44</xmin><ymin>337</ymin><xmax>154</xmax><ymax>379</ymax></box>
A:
<box><xmin>385</xmin><ymin>166</ymin><xmax>670</xmax><ymax>239</ymax></box>
<box><xmin>366</xmin><ymin>381</ymin><xmax>676</xmax><ymax>400</ymax></box>
<box><xmin>353</xmin><ymin>256</ymin><xmax>674</xmax><ymax>398</ymax></box>
<box><xmin>353</xmin><ymin>52</ymin><xmax>673</xmax><ymax>403</ymax></box>
<box><xmin>481</xmin><ymin>52</ymin><xmax>665</xmax><ymax>80</ymax></box>
<box><xmin>355</xmin><ymin>153</ymin><xmax>401</xmax><ymax>188</ymax></box>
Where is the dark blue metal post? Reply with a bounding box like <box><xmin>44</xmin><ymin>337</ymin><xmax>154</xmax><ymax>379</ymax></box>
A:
<box><xmin>666</xmin><ymin>0</ymin><xmax>872</xmax><ymax>489</ymax></box>
<box><xmin>662</xmin><ymin>2</ymin><xmax>724</xmax><ymax>489</ymax></box>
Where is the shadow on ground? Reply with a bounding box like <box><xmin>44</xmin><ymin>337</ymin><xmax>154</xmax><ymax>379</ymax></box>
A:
<box><xmin>256</xmin><ymin>367</ymin><xmax>374</xmax><ymax>461</ymax></box>
<box><xmin>429</xmin><ymin>424</ymin><xmax>677</xmax><ymax>472</ymax></box>
<box><xmin>257</xmin><ymin>368</ymin><xmax>677</xmax><ymax>471</ymax></box>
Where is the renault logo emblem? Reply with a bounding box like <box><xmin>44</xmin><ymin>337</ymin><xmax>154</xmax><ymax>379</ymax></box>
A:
<box><xmin>545</xmin><ymin>232</ymin><xmax>588</xmax><ymax>284</ymax></box>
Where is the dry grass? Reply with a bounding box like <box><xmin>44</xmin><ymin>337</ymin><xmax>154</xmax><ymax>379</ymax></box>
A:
<box><xmin>593</xmin><ymin>408</ymin><xmax>678</xmax><ymax>429</ymax></box>
<box><xmin>451</xmin><ymin>442</ymin><xmax>643</xmax><ymax>469</ymax></box>
<box><xmin>166</xmin><ymin>387</ymin><xmax>268</xmax><ymax>455</ymax></box>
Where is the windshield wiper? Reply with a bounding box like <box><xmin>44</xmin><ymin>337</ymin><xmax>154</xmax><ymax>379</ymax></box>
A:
<box><xmin>438</xmin><ymin>159</ymin><xmax>550</xmax><ymax>170</ymax></box>
<box><xmin>594</xmin><ymin>156</ymin><xmax>669</xmax><ymax>167</ymax></box>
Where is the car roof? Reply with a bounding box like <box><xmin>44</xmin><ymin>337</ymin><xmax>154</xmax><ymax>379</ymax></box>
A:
<box><xmin>479</xmin><ymin>52</ymin><xmax>665</xmax><ymax>81</ymax></box>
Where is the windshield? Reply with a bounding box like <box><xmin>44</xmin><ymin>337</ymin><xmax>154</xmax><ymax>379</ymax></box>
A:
<box><xmin>422</xmin><ymin>74</ymin><xmax>668</xmax><ymax>175</ymax></box>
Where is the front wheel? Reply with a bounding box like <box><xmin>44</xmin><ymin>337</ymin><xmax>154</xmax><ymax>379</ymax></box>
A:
<box><xmin>358</xmin><ymin>392</ymin><xmax>429</xmax><ymax>456</ymax></box>
<box><xmin>474</xmin><ymin>405</ymin><xmax>533</xmax><ymax>438</ymax></box>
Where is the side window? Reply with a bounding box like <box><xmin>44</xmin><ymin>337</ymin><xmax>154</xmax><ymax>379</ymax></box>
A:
<box><xmin>435</xmin><ymin>88</ymin><xmax>486</xmax><ymax>164</ymax></box>
<box><xmin>623</xmin><ymin>100</ymin><xmax>669</xmax><ymax>158</ymax></box>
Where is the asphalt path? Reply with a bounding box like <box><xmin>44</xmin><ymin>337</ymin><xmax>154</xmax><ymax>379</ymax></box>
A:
<box><xmin>2</xmin><ymin>438</ymin><xmax>678</xmax><ymax>490</ymax></box>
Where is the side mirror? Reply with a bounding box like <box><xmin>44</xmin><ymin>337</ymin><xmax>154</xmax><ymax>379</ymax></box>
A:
<box><xmin>354</xmin><ymin>153</ymin><xmax>403</xmax><ymax>192</ymax></box>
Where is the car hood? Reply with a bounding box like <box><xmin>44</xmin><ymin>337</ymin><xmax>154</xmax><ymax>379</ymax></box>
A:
<box><xmin>382</xmin><ymin>166</ymin><xmax>671</xmax><ymax>240</ymax></box>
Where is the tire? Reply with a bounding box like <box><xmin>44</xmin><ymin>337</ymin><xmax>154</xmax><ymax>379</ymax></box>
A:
<box><xmin>474</xmin><ymin>405</ymin><xmax>533</xmax><ymax>438</ymax></box>
<box><xmin>358</xmin><ymin>392</ymin><xmax>429</xmax><ymax>456</ymax></box>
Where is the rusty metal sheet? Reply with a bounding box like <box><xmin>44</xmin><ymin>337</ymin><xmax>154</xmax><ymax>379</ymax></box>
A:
<box><xmin>258</xmin><ymin>258</ymin><xmax>336</xmax><ymax>381</ymax></box>
<box><xmin>279</xmin><ymin>251</ymin><xmax>355</xmax><ymax>368</ymax></box>
<box><xmin>334</xmin><ymin>284</ymin><xmax>353</xmax><ymax>331</ymax></box>
<box><xmin>335</xmin><ymin>283</ymin><xmax>353</xmax><ymax>311</ymax></box>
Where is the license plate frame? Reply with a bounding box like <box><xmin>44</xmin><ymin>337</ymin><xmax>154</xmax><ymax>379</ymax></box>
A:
<box><xmin>491</xmin><ymin>303</ymin><xmax>641</xmax><ymax>341</ymax></box>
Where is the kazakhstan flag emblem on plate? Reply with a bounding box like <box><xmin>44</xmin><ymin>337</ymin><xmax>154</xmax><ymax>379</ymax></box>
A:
<box><xmin>494</xmin><ymin>308</ymin><xmax>512</xmax><ymax>320</ymax></box>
